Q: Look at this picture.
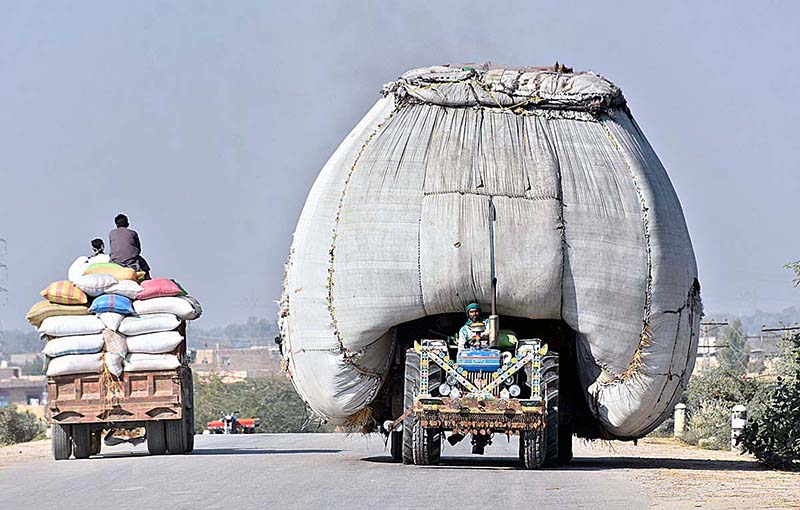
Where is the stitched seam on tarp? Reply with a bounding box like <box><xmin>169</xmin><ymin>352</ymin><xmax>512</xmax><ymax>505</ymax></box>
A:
<box><xmin>423</xmin><ymin>190</ymin><xmax>559</xmax><ymax>201</ymax></box>
<box><xmin>326</xmin><ymin>105</ymin><xmax>401</xmax><ymax>379</ymax></box>
<box><xmin>600</xmin><ymin>119</ymin><xmax>653</xmax><ymax>383</ymax></box>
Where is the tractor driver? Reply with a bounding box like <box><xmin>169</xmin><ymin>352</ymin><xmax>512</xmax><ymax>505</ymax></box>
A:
<box><xmin>457</xmin><ymin>303</ymin><xmax>488</xmax><ymax>350</ymax></box>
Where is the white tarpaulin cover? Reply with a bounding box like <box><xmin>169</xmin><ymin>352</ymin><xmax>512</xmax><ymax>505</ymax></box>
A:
<box><xmin>280</xmin><ymin>64</ymin><xmax>701</xmax><ymax>439</ymax></box>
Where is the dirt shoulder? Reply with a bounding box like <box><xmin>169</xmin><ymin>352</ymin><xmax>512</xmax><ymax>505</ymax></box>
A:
<box><xmin>0</xmin><ymin>439</ymin><xmax>50</xmax><ymax>467</ymax></box>
<box><xmin>576</xmin><ymin>437</ymin><xmax>800</xmax><ymax>509</ymax></box>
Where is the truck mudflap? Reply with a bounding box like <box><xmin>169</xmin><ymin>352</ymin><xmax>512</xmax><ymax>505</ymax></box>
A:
<box><xmin>413</xmin><ymin>396</ymin><xmax>544</xmax><ymax>434</ymax></box>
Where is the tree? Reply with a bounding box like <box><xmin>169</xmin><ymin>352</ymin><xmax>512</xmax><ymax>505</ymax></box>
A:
<box><xmin>716</xmin><ymin>319</ymin><xmax>750</xmax><ymax>375</ymax></box>
<box><xmin>0</xmin><ymin>406</ymin><xmax>45</xmax><ymax>445</ymax></box>
<box><xmin>193</xmin><ymin>373</ymin><xmax>333</xmax><ymax>433</ymax></box>
<box><xmin>738</xmin><ymin>333</ymin><xmax>800</xmax><ymax>470</ymax></box>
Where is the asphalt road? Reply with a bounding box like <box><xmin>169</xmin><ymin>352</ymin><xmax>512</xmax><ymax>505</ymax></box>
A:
<box><xmin>0</xmin><ymin>433</ymin><xmax>650</xmax><ymax>510</ymax></box>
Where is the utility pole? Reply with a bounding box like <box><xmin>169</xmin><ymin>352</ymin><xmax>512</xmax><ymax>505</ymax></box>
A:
<box><xmin>700</xmin><ymin>320</ymin><xmax>728</xmax><ymax>371</ymax></box>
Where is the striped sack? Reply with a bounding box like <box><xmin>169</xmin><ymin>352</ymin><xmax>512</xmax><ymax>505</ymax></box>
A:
<box><xmin>41</xmin><ymin>280</ymin><xmax>88</xmax><ymax>305</ymax></box>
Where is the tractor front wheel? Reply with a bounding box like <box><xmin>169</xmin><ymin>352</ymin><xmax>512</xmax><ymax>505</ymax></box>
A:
<box><xmin>402</xmin><ymin>349</ymin><xmax>441</xmax><ymax>466</ymax></box>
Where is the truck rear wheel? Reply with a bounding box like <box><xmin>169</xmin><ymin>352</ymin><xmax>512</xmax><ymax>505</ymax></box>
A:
<box><xmin>166</xmin><ymin>419</ymin><xmax>187</xmax><ymax>454</ymax></box>
<box><xmin>402</xmin><ymin>349</ymin><xmax>441</xmax><ymax>465</ymax></box>
<box><xmin>52</xmin><ymin>424</ymin><xmax>72</xmax><ymax>461</ymax></box>
<box><xmin>146</xmin><ymin>421</ymin><xmax>167</xmax><ymax>455</ymax></box>
<box><xmin>90</xmin><ymin>430</ymin><xmax>102</xmax><ymax>456</ymax></box>
<box><xmin>390</xmin><ymin>430</ymin><xmax>402</xmax><ymax>462</ymax></box>
<box><xmin>184</xmin><ymin>371</ymin><xmax>195</xmax><ymax>453</ymax></box>
<box><xmin>72</xmin><ymin>424</ymin><xmax>92</xmax><ymax>459</ymax></box>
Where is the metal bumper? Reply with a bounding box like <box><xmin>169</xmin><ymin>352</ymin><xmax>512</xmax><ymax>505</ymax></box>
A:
<box><xmin>413</xmin><ymin>396</ymin><xmax>543</xmax><ymax>434</ymax></box>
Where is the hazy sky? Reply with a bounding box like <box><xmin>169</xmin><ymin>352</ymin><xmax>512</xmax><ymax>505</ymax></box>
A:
<box><xmin>1</xmin><ymin>1</ymin><xmax>799</xmax><ymax>331</ymax></box>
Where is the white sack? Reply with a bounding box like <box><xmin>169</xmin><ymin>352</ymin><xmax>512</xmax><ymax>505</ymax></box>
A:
<box><xmin>133</xmin><ymin>297</ymin><xmax>200</xmax><ymax>320</ymax></box>
<box><xmin>124</xmin><ymin>353</ymin><xmax>181</xmax><ymax>372</ymax></box>
<box><xmin>68</xmin><ymin>255</ymin><xmax>110</xmax><ymax>282</ymax></box>
<box><xmin>73</xmin><ymin>274</ymin><xmax>117</xmax><ymax>297</ymax></box>
<box><xmin>106</xmin><ymin>280</ymin><xmax>143</xmax><ymax>299</ymax></box>
<box><xmin>43</xmin><ymin>334</ymin><xmax>105</xmax><ymax>357</ymax></box>
<box><xmin>126</xmin><ymin>331</ymin><xmax>184</xmax><ymax>354</ymax></box>
<box><xmin>39</xmin><ymin>315</ymin><xmax>104</xmax><ymax>337</ymax></box>
<box><xmin>99</xmin><ymin>312</ymin><xmax>125</xmax><ymax>331</ymax></box>
<box><xmin>46</xmin><ymin>353</ymin><xmax>104</xmax><ymax>376</ymax></box>
<box><xmin>119</xmin><ymin>313</ymin><xmax>180</xmax><ymax>336</ymax></box>
<box><xmin>105</xmin><ymin>353</ymin><xmax>124</xmax><ymax>377</ymax></box>
<box><xmin>281</xmin><ymin>65</ymin><xmax>701</xmax><ymax>440</ymax></box>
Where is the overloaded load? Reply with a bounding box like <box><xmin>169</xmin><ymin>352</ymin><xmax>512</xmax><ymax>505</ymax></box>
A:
<box><xmin>280</xmin><ymin>64</ymin><xmax>702</xmax><ymax>439</ymax></box>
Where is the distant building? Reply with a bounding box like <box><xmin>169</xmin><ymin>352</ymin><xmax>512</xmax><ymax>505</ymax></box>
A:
<box><xmin>692</xmin><ymin>333</ymin><xmax>784</xmax><ymax>376</ymax></box>
<box><xmin>0</xmin><ymin>362</ymin><xmax>47</xmax><ymax>407</ymax></box>
<box><xmin>192</xmin><ymin>344</ymin><xmax>282</xmax><ymax>379</ymax></box>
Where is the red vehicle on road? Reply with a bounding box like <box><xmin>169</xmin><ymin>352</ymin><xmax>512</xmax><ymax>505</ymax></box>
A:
<box><xmin>207</xmin><ymin>411</ymin><xmax>259</xmax><ymax>434</ymax></box>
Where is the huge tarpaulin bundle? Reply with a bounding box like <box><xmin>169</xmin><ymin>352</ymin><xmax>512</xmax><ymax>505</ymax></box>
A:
<box><xmin>280</xmin><ymin>64</ymin><xmax>701</xmax><ymax>439</ymax></box>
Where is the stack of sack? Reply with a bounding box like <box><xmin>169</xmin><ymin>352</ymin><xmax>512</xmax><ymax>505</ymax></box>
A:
<box><xmin>27</xmin><ymin>256</ymin><xmax>202</xmax><ymax>378</ymax></box>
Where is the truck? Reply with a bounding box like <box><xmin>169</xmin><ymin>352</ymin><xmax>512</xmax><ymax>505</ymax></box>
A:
<box><xmin>47</xmin><ymin>324</ymin><xmax>194</xmax><ymax>461</ymax></box>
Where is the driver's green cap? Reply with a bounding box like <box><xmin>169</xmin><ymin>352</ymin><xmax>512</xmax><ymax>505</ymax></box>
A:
<box><xmin>465</xmin><ymin>303</ymin><xmax>481</xmax><ymax>314</ymax></box>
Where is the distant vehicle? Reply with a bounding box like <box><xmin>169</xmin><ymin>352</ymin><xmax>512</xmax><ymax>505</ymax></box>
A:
<box><xmin>207</xmin><ymin>411</ymin><xmax>259</xmax><ymax>434</ymax></box>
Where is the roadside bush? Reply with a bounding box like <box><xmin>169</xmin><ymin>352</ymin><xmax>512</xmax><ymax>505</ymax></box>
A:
<box><xmin>738</xmin><ymin>334</ymin><xmax>800</xmax><ymax>470</ymax></box>
<box><xmin>679</xmin><ymin>367</ymin><xmax>769</xmax><ymax>449</ymax></box>
<box><xmin>0</xmin><ymin>406</ymin><xmax>46</xmax><ymax>445</ymax></box>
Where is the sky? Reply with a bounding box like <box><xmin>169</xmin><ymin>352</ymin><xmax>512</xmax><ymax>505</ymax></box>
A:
<box><xmin>1</xmin><ymin>1</ymin><xmax>799</xmax><ymax>331</ymax></box>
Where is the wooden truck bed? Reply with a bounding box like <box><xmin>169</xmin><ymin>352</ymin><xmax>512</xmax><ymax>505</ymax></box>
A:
<box><xmin>48</xmin><ymin>367</ymin><xmax>189</xmax><ymax>425</ymax></box>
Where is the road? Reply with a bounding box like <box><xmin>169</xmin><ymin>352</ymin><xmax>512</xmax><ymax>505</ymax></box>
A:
<box><xmin>1</xmin><ymin>434</ymin><xmax>796</xmax><ymax>510</ymax></box>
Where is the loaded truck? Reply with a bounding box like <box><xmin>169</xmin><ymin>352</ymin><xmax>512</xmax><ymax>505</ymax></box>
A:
<box><xmin>47</xmin><ymin>323</ymin><xmax>194</xmax><ymax>460</ymax></box>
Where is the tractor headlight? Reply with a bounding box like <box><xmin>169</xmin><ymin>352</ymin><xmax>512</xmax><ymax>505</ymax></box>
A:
<box><xmin>509</xmin><ymin>384</ymin><xmax>521</xmax><ymax>397</ymax></box>
<box><xmin>446</xmin><ymin>375</ymin><xmax>457</xmax><ymax>386</ymax></box>
<box><xmin>450</xmin><ymin>387</ymin><xmax>461</xmax><ymax>398</ymax></box>
<box><xmin>438</xmin><ymin>383</ymin><xmax>451</xmax><ymax>396</ymax></box>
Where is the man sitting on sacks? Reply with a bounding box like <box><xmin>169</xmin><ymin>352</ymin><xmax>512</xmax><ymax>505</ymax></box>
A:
<box><xmin>109</xmin><ymin>213</ymin><xmax>151</xmax><ymax>280</ymax></box>
<box><xmin>457</xmin><ymin>302</ymin><xmax>489</xmax><ymax>351</ymax></box>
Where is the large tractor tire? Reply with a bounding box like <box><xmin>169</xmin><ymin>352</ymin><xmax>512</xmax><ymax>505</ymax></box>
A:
<box><xmin>402</xmin><ymin>348</ymin><xmax>442</xmax><ymax>465</ymax></box>
<box><xmin>541</xmin><ymin>352</ymin><xmax>560</xmax><ymax>467</ymax></box>
<box><xmin>519</xmin><ymin>350</ymin><xmax>559</xmax><ymax>468</ymax></box>
<box><xmin>52</xmin><ymin>424</ymin><xmax>72</xmax><ymax>461</ymax></box>
<box><xmin>72</xmin><ymin>424</ymin><xmax>93</xmax><ymax>459</ymax></box>
<box><xmin>146</xmin><ymin>421</ymin><xmax>167</xmax><ymax>455</ymax></box>
<box><xmin>520</xmin><ymin>427</ymin><xmax>546</xmax><ymax>469</ymax></box>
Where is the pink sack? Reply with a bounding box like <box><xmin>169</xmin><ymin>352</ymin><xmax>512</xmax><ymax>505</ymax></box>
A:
<box><xmin>136</xmin><ymin>278</ymin><xmax>182</xmax><ymax>300</ymax></box>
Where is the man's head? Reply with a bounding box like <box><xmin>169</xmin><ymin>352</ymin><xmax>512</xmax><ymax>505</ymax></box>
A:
<box><xmin>91</xmin><ymin>238</ymin><xmax>104</xmax><ymax>252</ymax></box>
<box><xmin>466</xmin><ymin>302</ymin><xmax>481</xmax><ymax>321</ymax></box>
<box><xmin>115</xmin><ymin>214</ymin><xmax>129</xmax><ymax>228</ymax></box>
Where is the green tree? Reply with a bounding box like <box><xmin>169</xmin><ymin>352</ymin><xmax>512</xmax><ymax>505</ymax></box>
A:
<box><xmin>716</xmin><ymin>319</ymin><xmax>750</xmax><ymax>375</ymax></box>
<box><xmin>0</xmin><ymin>406</ymin><xmax>45</xmax><ymax>445</ymax></box>
<box><xmin>738</xmin><ymin>333</ymin><xmax>800</xmax><ymax>470</ymax></box>
<box><xmin>193</xmin><ymin>373</ymin><xmax>332</xmax><ymax>433</ymax></box>
<box><xmin>20</xmin><ymin>355</ymin><xmax>45</xmax><ymax>375</ymax></box>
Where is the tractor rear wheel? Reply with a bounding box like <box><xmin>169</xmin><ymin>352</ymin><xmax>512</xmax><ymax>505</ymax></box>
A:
<box><xmin>402</xmin><ymin>348</ymin><xmax>441</xmax><ymax>465</ymax></box>
<box><xmin>541</xmin><ymin>351</ymin><xmax>560</xmax><ymax>467</ymax></box>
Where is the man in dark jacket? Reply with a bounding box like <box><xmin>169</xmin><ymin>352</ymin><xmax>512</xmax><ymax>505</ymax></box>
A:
<box><xmin>109</xmin><ymin>214</ymin><xmax>151</xmax><ymax>279</ymax></box>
